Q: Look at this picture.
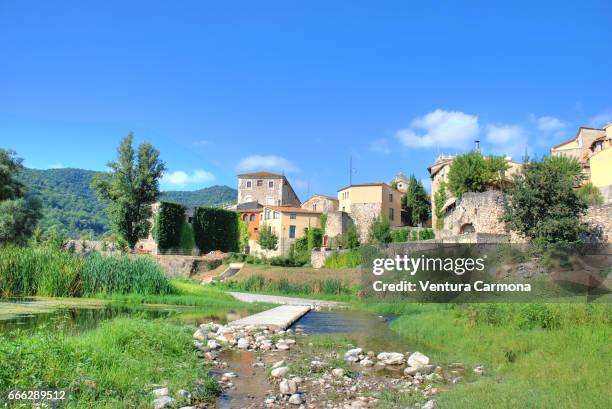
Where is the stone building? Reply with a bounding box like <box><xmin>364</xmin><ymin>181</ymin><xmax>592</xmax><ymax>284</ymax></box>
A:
<box><xmin>428</xmin><ymin>154</ymin><xmax>522</xmax><ymax>230</ymax></box>
<box><xmin>302</xmin><ymin>194</ymin><xmax>339</xmax><ymax>213</ymax></box>
<box><xmin>390</xmin><ymin>172</ymin><xmax>410</xmax><ymax>193</ymax></box>
<box><xmin>337</xmin><ymin>182</ymin><xmax>403</xmax><ymax>242</ymax></box>
<box><xmin>237</xmin><ymin>171</ymin><xmax>301</xmax><ymax>207</ymax></box>
<box><xmin>551</xmin><ymin>126</ymin><xmax>608</xmax><ymax>182</ymax></box>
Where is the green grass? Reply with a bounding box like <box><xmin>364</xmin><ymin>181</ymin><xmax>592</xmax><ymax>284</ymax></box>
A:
<box><xmin>0</xmin><ymin>246</ymin><xmax>173</xmax><ymax>297</ymax></box>
<box><xmin>0</xmin><ymin>317</ymin><xmax>221</xmax><ymax>408</ymax></box>
<box><xmin>324</xmin><ymin>249</ymin><xmax>362</xmax><ymax>269</ymax></box>
<box><xmin>217</xmin><ymin>274</ymin><xmax>355</xmax><ymax>299</ymax></box>
<box><xmin>386</xmin><ymin>303</ymin><xmax>611</xmax><ymax>409</ymax></box>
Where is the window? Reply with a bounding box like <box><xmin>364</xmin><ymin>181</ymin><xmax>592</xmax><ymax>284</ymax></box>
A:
<box><xmin>188</xmin><ymin>217</ymin><xmax>193</xmax><ymax>224</ymax></box>
<box><xmin>265</xmin><ymin>209</ymin><xmax>271</xmax><ymax>219</ymax></box>
<box><xmin>250</xmin><ymin>214</ymin><xmax>255</xmax><ymax>221</ymax></box>
<box><xmin>389</xmin><ymin>207</ymin><xmax>394</xmax><ymax>221</ymax></box>
<box><xmin>273</xmin><ymin>212</ymin><xmax>279</xmax><ymax>219</ymax></box>
<box><xmin>389</xmin><ymin>193</ymin><xmax>393</xmax><ymax>202</ymax></box>
<box><xmin>268</xmin><ymin>181</ymin><xmax>274</xmax><ymax>188</ymax></box>
<box><xmin>289</xmin><ymin>213</ymin><xmax>296</xmax><ymax>219</ymax></box>
<box><xmin>313</xmin><ymin>204</ymin><xmax>317</xmax><ymax>211</ymax></box>
<box><xmin>246</xmin><ymin>180</ymin><xmax>252</xmax><ymax>188</ymax></box>
<box><xmin>242</xmin><ymin>214</ymin><xmax>248</xmax><ymax>221</ymax></box>
<box><xmin>289</xmin><ymin>225</ymin><xmax>296</xmax><ymax>239</ymax></box>
<box><xmin>257</xmin><ymin>180</ymin><xmax>263</xmax><ymax>187</ymax></box>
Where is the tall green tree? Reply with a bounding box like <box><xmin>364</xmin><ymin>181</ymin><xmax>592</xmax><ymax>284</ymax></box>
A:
<box><xmin>503</xmin><ymin>156</ymin><xmax>586</xmax><ymax>244</ymax></box>
<box><xmin>0</xmin><ymin>149</ymin><xmax>42</xmax><ymax>245</ymax></box>
<box><xmin>92</xmin><ymin>134</ymin><xmax>165</xmax><ymax>249</ymax></box>
<box><xmin>402</xmin><ymin>175</ymin><xmax>431</xmax><ymax>226</ymax></box>
<box><xmin>447</xmin><ymin>151</ymin><xmax>509</xmax><ymax>197</ymax></box>
<box><xmin>368</xmin><ymin>215</ymin><xmax>392</xmax><ymax>244</ymax></box>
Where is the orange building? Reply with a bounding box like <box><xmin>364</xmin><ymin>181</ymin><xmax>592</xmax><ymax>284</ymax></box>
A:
<box><xmin>238</xmin><ymin>202</ymin><xmax>263</xmax><ymax>239</ymax></box>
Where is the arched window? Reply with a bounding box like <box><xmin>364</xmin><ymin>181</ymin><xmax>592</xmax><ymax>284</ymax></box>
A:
<box><xmin>242</xmin><ymin>214</ymin><xmax>248</xmax><ymax>221</ymax></box>
<box><xmin>250</xmin><ymin>214</ymin><xmax>255</xmax><ymax>221</ymax></box>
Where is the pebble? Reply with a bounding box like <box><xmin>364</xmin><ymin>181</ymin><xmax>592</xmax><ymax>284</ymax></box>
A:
<box><xmin>271</xmin><ymin>366</ymin><xmax>290</xmax><ymax>378</ymax></box>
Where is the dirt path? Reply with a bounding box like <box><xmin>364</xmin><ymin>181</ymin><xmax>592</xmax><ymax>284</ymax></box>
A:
<box><xmin>228</xmin><ymin>292</ymin><xmax>341</xmax><ymax>308</ymax></box>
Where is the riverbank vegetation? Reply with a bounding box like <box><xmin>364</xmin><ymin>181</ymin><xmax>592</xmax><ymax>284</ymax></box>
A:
<box><xmin>0</xmin><ymin>317</ymin><xmax>221</xmax><ymax>408</ymax></box>
<box><xmin>0</xmin><ymin>246</ymin><xmax>173</xmax><ymax>297</ymax></box>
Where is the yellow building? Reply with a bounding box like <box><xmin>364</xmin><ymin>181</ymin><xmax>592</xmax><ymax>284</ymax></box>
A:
<box><xmin>337</xmin><ymin>182</ymin><xmax>403</xmax><ymax>241</ymax></box>
<box><xmin>256</xmin><ymin>205</ymin><xmax>321</xmax><ymax>256</ymax></box>
<box><xmin>551</xmin><ymin>126</ymin><xmax>607</xmax><ymax>182</ymax></box>
<box><xmin>588</xmin><ymin>123</ymin><xmax>612</xmax><ymax>203</ymax></box>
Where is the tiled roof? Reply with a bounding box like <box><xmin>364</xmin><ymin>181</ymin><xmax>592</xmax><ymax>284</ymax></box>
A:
<box><xmin>237</xmin><ymin>171</ymin><xmax>284</xmax><ymax>178</ymax></box>
<box><xmin>305</xmin><ymin>194</ymin><xmax>339</xmax><ymax>202</ymax></box>
<box><xmin>264</xmin><ymin>205</ymin><xmax>321</xmax><ymax>214</ymax></box>
<box><xmin>337</xmin><ymin>182</ymin><xmax>400</xmax><ymax>192</ymax></box>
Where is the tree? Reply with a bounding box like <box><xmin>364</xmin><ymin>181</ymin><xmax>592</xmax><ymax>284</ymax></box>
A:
<box><xmin>447</xmin><ymin>151</ymin><xmax>509</xmax><ymax>197</ymax></box>
<box><xmin>503</xmin><ymin>156</ymin><xmax>586</xmax><ymax>244</ymax></box>
<box><xmin>402</xmin><ymin>175</ymin><xmax>431</xmax><ymax>226</ymax></box>
<box><xmin>433</xmin><ymin>181</ymin><xmax>448</xmax><ymax>230</ymax></box>
<box><xmin>238</xmin><ymin>218</ymin><xmax>249</xmax><ymax>253</ymax></box>
<box><xmin>92</xmin><ymin>134</ymin><xmax>165</xmax><ymax>249</ymax></box>
<box><xmin>257</xmin><ymin>224</ymin><xmax>278</xmax><ymax>250</ymax></box>
<box><xmin>368</xmin><ymin>215</ymin><xmax>392</xmax><ymax>244</ymax></box>
<box><xmin>576</xmin><ymin>182</ymin><xmax>604</xmax><ymax>206</ymax></box>
<box><xmin>0</xmin><ymin>149</ymin><xmax>42</xmax><ymax>245</ymax></box>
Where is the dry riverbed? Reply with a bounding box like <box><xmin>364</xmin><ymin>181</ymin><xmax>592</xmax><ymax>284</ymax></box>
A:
<box><xmin>151</xmin><ymin>318</ymin><xmax>484</xmax><ymax>409</ymax></box>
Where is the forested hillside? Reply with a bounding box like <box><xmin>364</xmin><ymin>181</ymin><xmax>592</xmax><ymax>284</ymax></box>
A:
<box><xmin>17</xmin><ymin>168</ymin><xmax>238</xmax><ymax>238</ymax></box>
<box><xmin>161</xmin><ymin>185</ymin><xmax>237</xmax><ymax>207</ymax></box>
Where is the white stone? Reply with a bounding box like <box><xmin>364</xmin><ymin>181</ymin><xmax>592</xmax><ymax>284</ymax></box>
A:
<box><xmin>176</xmin><ymin>389</ymin><xmax>191</xmax><ymax>400</ymax></box>
<box><xmin>272</xmin><ymin>360</ymin><xmax>286</xmax><ymax>369</ymax></box>
<box><xmin>422</xmin><ymin>399</ymin><xmax>438</xmax><ymax>409</ymax></box>
<box><xmin>377</xmin><ymin>352</ymin><xmax>404</xmax><ymax>365</ymax></box>
<box><xmin>407</xmin><ymin>351</ymin><xmax>429</xmax><ymax>368</ymax></box>
<box><xmin>222</xmin><ymin>372</ymin><xmax>238</xmax><ymax>378</ymax></box>
<box><xmin>351</xmin><ymin>401</ymin><xmax>368</xmax><ymax>409</ymax></box>
<box><xmin>237</xmin><ymin>338</ymin><xmax>250</xmax><ymax>349</ymax></box>
<box><xmin>288</xmin><ymin>393</ymin><xmax>303</xmax><ymax>405</ymax></box>
<box><xmin>359</xmin><ymin>359</ymin><xmax>374</xmax><ymax>367</ymax></box>
<box><xmin>207</xmin><ymin>340</ymin><xmax>221</xmax><ymax>350</ymax></box>
<box><xmin>344</xmin><ymin>348</ymin><xmax>362</xmax><ymax>360</ymax></box>
<box><xmin>279</xmin><ymin>379</ymin><xmax>298</xmax><ymax>395</ymax></box>
<box><xmin>193</xmin><ymin>329</ymin><xmax>207</xmax><ymax>341</ymax></box>
<box><xmin>153</xmin><ymin>396</ymin><xmax>175</xmax><ymax>409</ymax></box>
<box><xmin>271</xmin><ymin>366</ymin><xmax>290</xmax><ymax>378</ymax></box>
<box><xmin>152</xmin><ymin>387</ymin><xmax>169</xmax><ymax>398</ymax></box>
<box><xmin>331</xmin><ymin>368</ymin><xmax>345</xmax><ymax>378</ymax></box>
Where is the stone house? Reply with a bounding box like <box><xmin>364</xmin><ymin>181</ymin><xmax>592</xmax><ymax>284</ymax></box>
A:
<box><xmin>390</xmin><ymin>172</ymin><xmax>410</xmax><ymax>193</ymax></box>
<box><xmin>250</xmin><ymin>205</ymin><xmax>321</xmax><ymax>257</ymax></box>
<box><xmin>551</xmin><ymin>126</ymin><xmax>608</xmax><ymax>182</ymax></box>
<box><xmin>302</xmin><ymin>194</ymin><xmax>339</xmax><ymax>213</ymax></box>
<box><xmin>237</xmin><ymin>172</ymin><xmax>300</xmax><ymax>207</ymax></box>
<box><xmin>337</xmin><ymin>182</ymin><xmax>403</xmax><ymax>242</ymax></box>
<box><xmin>428</xmin><ymin>154</ymin><xmax>522</xmax><ymax>231</ymax></box>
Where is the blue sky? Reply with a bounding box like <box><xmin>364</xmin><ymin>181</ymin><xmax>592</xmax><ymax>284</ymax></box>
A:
<box><xmin>1</xmin><ymin>1</ymin><xmax>611</xmax><ymax>199</ymax></box>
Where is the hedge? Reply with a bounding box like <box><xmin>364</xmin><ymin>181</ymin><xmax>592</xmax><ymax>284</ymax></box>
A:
<box><xmin>193</xmin><ymin>207</ymin><xmax>239</xmax><ymax>253</ymax></box>
<box><xmin>155</xmin><ymin>202</ymin><xmax>186</xmax><ymax>251</ymax></box>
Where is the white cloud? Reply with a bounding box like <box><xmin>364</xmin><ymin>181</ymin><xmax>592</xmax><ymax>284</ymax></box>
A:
<box><xmin>589</xmin><ymin>110</ymin><xmax>612</xmax><ymax>128</ymax></box>
<box><xmin>396</xmin><ymin>109</ymin><xmax>480</xmax><ymax>149</ymax></box>
<box><xmin>162</xmin><ymin>169</ymin><xmax>215</xmax><ymax>186</ymax></box>
<box><xmin>534</xmin><ymin>115</ymin><xmax>567</xmax><ymax>132</ymax></box>
<box><xmin>368</xmin><ymin>138</ymin><xmax>391</xmax><ymax>154</ymax></box>
<box><xmin>236</xmin><ymin>155</ymin><xmax>299</xmax><ymax>173</ymax></box>
<box><xmin>485</xmin><ymin>124</ymin><xmax>527</xmax><ymax>158</ymax></box>
<box><xmin>49</xmin><ymin>163</ymin><xmax>65</xmax><ymax>169</ymax></box>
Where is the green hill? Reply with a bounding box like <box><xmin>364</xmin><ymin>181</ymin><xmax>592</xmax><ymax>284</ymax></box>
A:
<box><xmin>17</xmin><ymin>168</ymin><xmax>237</xmax><ymax>239</ymax></box>
<box><xmin>161</xmin><ymin>185</ymin><xmax>237</xmax><ymax>207</ymax></box>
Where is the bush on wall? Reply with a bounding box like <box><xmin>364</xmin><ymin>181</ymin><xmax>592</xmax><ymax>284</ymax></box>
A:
<box><xmin>193</xmin><ymin>207</ymin><xmax>239</xmax><ymax>253</ymax></box>
<box><xmin>155</xmin><ymin>202</ymin><xmax>186</xmax><ymax>251</ymax></box>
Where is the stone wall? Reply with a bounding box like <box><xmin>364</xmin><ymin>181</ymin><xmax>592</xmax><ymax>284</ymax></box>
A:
<box><xmin>581</xmin><ymin>204</ymin><xmax>612</xmax><ymax>244</ymax></box>
<box><xmin>443</xmin><ymin>190</ymin><xmax>508</xmax><ymax>236</ymax></box>
<box><xmin>350</xmin><ymin>202</ymin><xmax>382</xmax><ymax>243</ymax></box>
<box><xmin>154</xmin><ymin>255</ymin><xmax>223</xmax><ymax>278</ymax></box>
<box><xmin>325</xmin><ymin>211</ymin><xmax>354</xmax><ymax>238</ymax></box>
<box><xmin>311</xmin><ymin>248</ymin><xmax>344</xmax><ymax>269</ymax></box>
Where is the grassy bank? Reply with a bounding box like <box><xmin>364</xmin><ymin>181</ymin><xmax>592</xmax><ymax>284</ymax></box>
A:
<box><xmin>0</xmin><ymin>317</ymin><xmax>220</xmax><ymax>408</ymax></box>
<box><xmin>0</xmin><ymin>246</ymin><xmax>173</xmax><ymax>297</ymax></box>
<box><xmin>385</xmin><ymin>303</ymin><xmax>611</xmax><ymax>409</ymax></box>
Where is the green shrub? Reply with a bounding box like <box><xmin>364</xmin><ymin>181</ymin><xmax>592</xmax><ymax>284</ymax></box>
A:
<box><xmin>257</xmin><ymin>224</ymin><xmax>278</xmax><ymax>250</ymax></box>
<box><xmin>154</xmin><ymin>202</ymin><xmax>186</xmax><ymax>251</ymax></box>
<box><xmin>577</xmin><ymin>182</ymin><xmax>604</xmax><ymax>206</ymax></box>
<box><xmin>390</xmin><ymin>229</ymin><xmax>409</xmax><ymax>242</ymax></box>
<box><xmin>307</xmin><ymin>227</ymin><xmax>323</xmax><ymax>250</ymax></box>
<box><xmin>193</xmin><ymin>207</ymin><xmax>239</xmax><ymax>252</ymax></box>
<box><xmin>368</xmin><ymin>216</ymin><xmax>391</xmax><ymax>244</ymax></box>
<box><xmin>324</xmin><ymin>249</ymin><xmax>362</xmax><ymax>269</ymax></box>
<box><xmin>179</xmin><ymin>222</ymin><xmax>195</xmax><ymax>252</ymax></box>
